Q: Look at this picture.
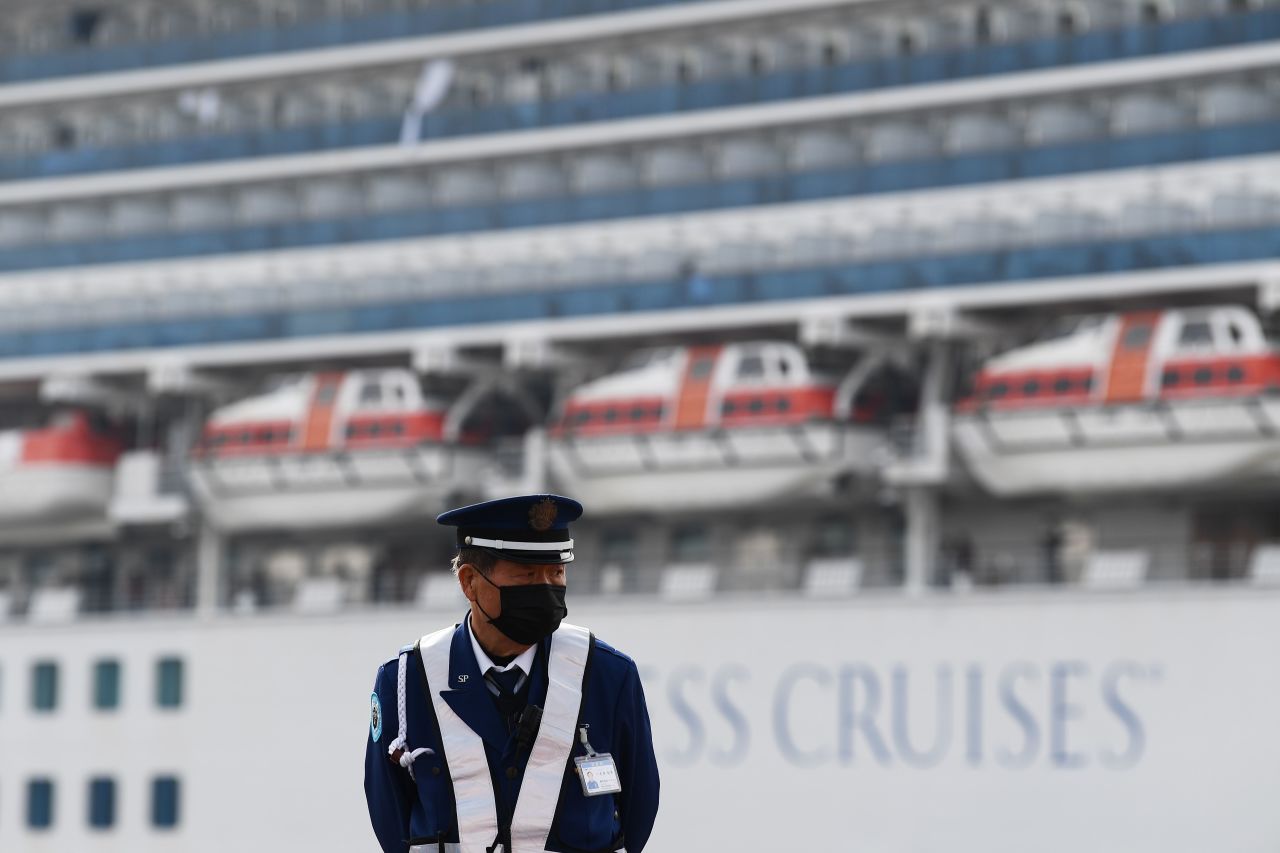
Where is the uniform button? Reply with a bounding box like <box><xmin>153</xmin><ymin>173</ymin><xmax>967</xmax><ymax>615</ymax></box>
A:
<box><xmin>432</xmin><ymin>766</ymin><xmax>441</xmax><ymax>777</ymax></box>
<box><xmin>505</xmin><ymin>767</ymin><xmax>518</xmax><ymax>780</ymax></box>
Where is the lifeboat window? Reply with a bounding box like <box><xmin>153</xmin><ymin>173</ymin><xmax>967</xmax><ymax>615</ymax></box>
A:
<box><xmin>1227</xmin><ymin>365</ymin><xmax>1246</xmax><ymax>383</ymax></box>
<box><xmin>359</xmin><ymin>382</ymin><xmax>382</xmax><ymax>406</ymax></box>
<box><xmin>690</xmin><ymin>357</ymin><xmax>715</xmax><ymax>380</ymax></box>
<box><xmin>1022</xmin><ymin>379</ymin><xmax>1041</xmax><ymax>396</ymax></box>
<box><xmin>1226</xmin><ymin>318</ymin><xmax>1247</xmax><ymax>348</ymax></box>
<box><xmin>1053</xmin><ymin>377</ymin><xmax>1073</xmax><ymax>394</ymax></box>
<box><xmin>1122</xmin><ymin>324</ymin><xmax>1153</xmax><ymax>350</ymax></box>
<box><xmin>1177</xmin><ymin>320</ymin><xmax>1214</xmax><ymax>349</ymax></box>
<box><xmin>736</xmin><ymin>355</ymin><xmax>766</xmax><ymax>381</ymax></box>
<box><xmin>1193</xmin><ymin>367</ymin><xmax>1214</xmax><ymax>385</ymax></box>
<box><xmin>1162</xmin><ymin>369</ymin><xmax>1180</xmax><ymax>387</ymax></box>
<box><xmin>776</xmin><ymin>397</ymin><xmax>791</xmax><ymax>412</ymax></box>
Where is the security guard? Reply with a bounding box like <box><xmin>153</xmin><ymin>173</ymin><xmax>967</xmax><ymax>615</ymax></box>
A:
<box><xmin>364</xmin><ymin>494</ymin><xmax>660</xmax><ymax>853</ymax></box>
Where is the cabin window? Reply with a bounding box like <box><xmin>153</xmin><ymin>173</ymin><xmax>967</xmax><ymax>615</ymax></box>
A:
<box><xmin>1177</xmin><ymin>320</ymin><xmax>1214</xmax><ymax>349</ymax></box>
<box><xmin>93</xmin><ymin>659</ymin><xmax>121</xmax><ymax>710</ymax></box>
<box><xmin>722</xmin><ymin>400</ymin><xmax>738</xmax><ymax>415</ymax></box>
<box><xmin>1022</xmin><ymin>379</ymin><xmax>1042</xmax><ymax>396</ymax></box>
<box><xmin>27</xmin><ymin>778</ymin><xmax>54</xmax><ymax>829</ymax></box>
<box><xmin>345</xmin><ymin>424</ymin><xmax>359</xmax><ymax>438</ymax></box>
<box><xmin>670</xmin><ymin>525</ymin><xmax>711</xmax><ymax>563</ymax></box>
<box><xmin>736</xmin><ymin>355</ymin><xmax>766</xmax><ymax>381</ymax></box>
<box><xmin>630</xmin><ymin>405</ymin><xmax>647</xmax><ymax>421</ymax></box>
<box><xmin>156</xmin><ymin>657</ymin><xmax>184</xmax><ymax>709</ymax></box>
<box><xmin>1162</xmin><ymin>369</ymin><xmax>1180</xmax><ymax>387</ymax></box>
<box><xmin>603</xmin><ymin>408</ymin><xmax>619</xmax><ymax>423</ymax></box>
<box><xmin>390</xmin><ymin>421</ymin><xmax>405</xmax><ymax>436</ymax></box>
<box><xmin>368</xmin><ymin>423</ymin><xmax>383</xmax><ymax>438</ymax></box>
<box><xmin>32</xmin><ymin>661</ymin><xmax>58</xmax><ymax>712</ymax></box>
<box><xmin>238</xmin><ymin>430</ymin><xmax>251</xmax><ymax>445</ymax></box>
<box><xmin>1082</xmin><ymin>375</ymin><xmax>1094</xmax><ymax>391</ymax></box>
<box><xmin>359</xmin><ymin>382</ymin><xmax>382</xmax><ymax>406</ymax></box>
<box><xmin>1193</xmin><ymin>367</ymin><xmax>1214</xmax><ymax>385</ymax></box>
<box><xmin>152</xmin><ymin>776</ymin><xmax>181</xmax><ymax>828</ymax></box>
<box><xmin>988</xmin><ymin>382</ymin><xmax>1009</xmax><ymax>399</ymax></box>
<box><xmin>1122</xmin><ymin>324</ymin><xmax>1153</xmax><ymax>350</ymax></box>
<box><xmin>777</xmin><ymin>357</ymin><xmax>792</xmax><ymax>378</ymax></box>
<box><xmin>389</xmin><ymin>383</ymin><xmax>408</xmax><ymax>405</ymax></box>
<box><xmin>1053</xmin><ymin>377</ymin><xmax>1073</xmax><ymax>394</ymax></box>
<box><xmin>776</xmin><ymin>397</ymin><xmax>791</xmax><ymax>413</ymax></box>
<box><xmin>690</xmin><ymin>357</ymin><xmax>715</xmax><ymax>380</ymax></box>
<box><xmin>745</xmin><ymin>398</ymin><xmax>764</xmax><ymax>414</ymax></box>
<box><xmin>572</xmin><ymin>410</ymin><xmax>591</xmax><ymax>426</ymax></box>
<box><xmin>88</xmin><ymin>777</ymin><xmax>116</xmax><ymax>829</ymax></box>
<box><xmin>1227</xmin><ymin>365</ymin><xmax>1246</xmax><ymax>383</ymax></box>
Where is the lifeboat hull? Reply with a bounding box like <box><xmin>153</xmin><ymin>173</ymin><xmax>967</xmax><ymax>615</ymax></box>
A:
<box><xmin>548</xmin><ymin>423</ymin><xmax>881</xmax><ymax>513</ymax></box>
<box><xmin>188</xmin><ymin>446</ymin><xmax>489</xmax><ymax>531</ymax></box>
<box><xmin>0</xmin><ymin>465</ymin><xmax>114</xmax><ymax>524</ymax></box>
<box><xmin>955</xmin><ymin>396</ymin><xmax>1280</xmax><ymax>495</ymax></box>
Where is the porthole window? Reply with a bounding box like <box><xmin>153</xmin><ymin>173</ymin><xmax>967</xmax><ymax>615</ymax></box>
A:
<box><xmin>1053</xmin><ymin>377</ymin><xmax>1073</xmax><ymax>394</ymax></box>
<box><xmin>989</xmin><ymin>382</ymin><xmax>1009</xmax><ymax>399</ymax></box>
<box><xmin>776</xmin><ymin>397</ymin><xmax>791</xmax><ymax>412</ymax></box>
<box><xmin>1227</xmin><ymin>365</ymin><xmax>1246</xmax><ymax>383</ymax></box>
<box><xmin>631</xmin><ymin>406</ymin><xmax>647</xmax><ymax>421</ymax></box>
<box><xmin>1162</xmin><ymin>370</ymin><xmax>1180</xmax><ymax>387</ymax></box>
<box><xmin>722</xmin><ymin>400</ymin><xmax>737</xmax><ymax>415</ymax></box>
<box><xmin>1193</xmin><ymin>367</ymin><xmax>1214</xmax><ymax>385</ymax></box>
<box><xmin>603</xmin><ymin>408</ymin><xmax>618</xmax><ymax>423</ymax></box>
<box><xmin>748</xmin><ymin>398</ymin><xmax>766</xmax><ymax>414</ymax></box>
<box><xmin>1022</xmin><ymin>379</ymin><xmax>1042</xmax><ymax>396</ymax></box>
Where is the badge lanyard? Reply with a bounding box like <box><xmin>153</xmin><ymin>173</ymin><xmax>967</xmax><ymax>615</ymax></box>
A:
<box><xmin>573</xmin><ymin>725</ymin><xmax>622</xmax><ymax>797</ymax></box>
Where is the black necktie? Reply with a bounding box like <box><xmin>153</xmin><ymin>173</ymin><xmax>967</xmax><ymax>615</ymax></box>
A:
<box><xmin>486</xmin><ymin>667</ymin><xmax>526</xmax><ymax>730</ymax></box>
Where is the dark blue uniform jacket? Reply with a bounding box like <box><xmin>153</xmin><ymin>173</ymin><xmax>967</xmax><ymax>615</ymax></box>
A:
<box><xmin>364</xmin><ymin>618</ymin><xmax>660</xmax><ymax>852</ymax></box>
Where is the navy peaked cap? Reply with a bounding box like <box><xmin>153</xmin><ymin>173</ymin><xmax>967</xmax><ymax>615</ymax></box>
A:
<box><xmin>437</xmin><ymin>494</ymin><xmax>582</xmax><ymax>564</ymax></box>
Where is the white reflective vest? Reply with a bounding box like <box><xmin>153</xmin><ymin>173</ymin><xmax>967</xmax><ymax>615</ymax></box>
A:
<box><xmin>417</xmin><ymin>622</ymin><xmax>619</xmax><ymax>853</ymax></box>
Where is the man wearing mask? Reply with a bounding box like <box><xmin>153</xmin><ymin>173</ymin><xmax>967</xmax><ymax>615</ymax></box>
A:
<box><xmin>365</xmin><ymin>494</ymin><xmax>660</xmax><ymax>853</ymax></box>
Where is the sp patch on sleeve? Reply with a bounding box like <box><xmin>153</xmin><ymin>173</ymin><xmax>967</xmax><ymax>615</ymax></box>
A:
<box><xmin>370</xmin><ymin>692</ymin><xmax>383</xmax><ymax>742</ymax></box>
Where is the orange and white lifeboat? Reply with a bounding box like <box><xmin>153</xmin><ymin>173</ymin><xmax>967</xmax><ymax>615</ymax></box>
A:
<box><xmin>0</xmin><ymin>410</ymin><xmax>122</xmax><ymax>524</ymax></box>
<box><xmin>188</xmin><ymin>369</ymin><xmax>488</xmax><ymax>531</ymax></box>
<box><xmin>547</xmin><ymin>342</ymin><xmax>884</xmax><ymax>512</ymax></box>
<box><xmin>954</xmin><ymin>305</ymin><xmax>1280</xmax><ymax>495</ymax></box>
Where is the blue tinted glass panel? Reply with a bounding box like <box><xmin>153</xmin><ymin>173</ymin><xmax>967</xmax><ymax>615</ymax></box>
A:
<box><xmin>27</xmin><ymin>778</ymin><xmax>54</xmax><ymax>829</ymax></box>
<box><xmin>157</xmin><ymin>658</ymin><xmax>184</xmax><ymax>708</ymax></box>
<box><xmin>93</xmin><ymin>660</ymin><xmax>121</xmax><ymax>710</ymax></box>
<box><xmin>88</xmin><ymin>777</ymin><xmax>115</xmax><ymax>829</ymax></box>
<box><xmin>152</xmin><ymin>777</ymin><xmax>180</xmax><ymax>828</ymax></box>
<box><xmin>32</xmin><ymin>661</ymin><xmax>58</xmax><ymax>712</ymax></box>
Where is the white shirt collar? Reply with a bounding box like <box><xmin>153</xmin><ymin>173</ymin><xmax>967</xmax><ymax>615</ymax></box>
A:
<box><xmin>466</xmin><ymin>613</ymin><xmax>537</xmax><ymax>676</ymax></box>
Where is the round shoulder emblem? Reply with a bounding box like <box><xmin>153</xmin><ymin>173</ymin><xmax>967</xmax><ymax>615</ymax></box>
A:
<box><xmin>370</xmin><ymin>692</ymin><xmax>383</xmax><ymax>742</ymax></box>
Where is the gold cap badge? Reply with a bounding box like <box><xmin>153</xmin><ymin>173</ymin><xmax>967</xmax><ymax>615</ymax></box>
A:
<box><xmin>529</xmin><ymin>497</ymin><xmax>558</xmax><ymax>531</ymax></box>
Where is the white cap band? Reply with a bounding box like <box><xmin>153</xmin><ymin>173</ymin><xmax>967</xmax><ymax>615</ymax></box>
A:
<box><xmin>464</xmin><ymin>536</ymin><xmax>574</xmax><ymax>551</ymax></box>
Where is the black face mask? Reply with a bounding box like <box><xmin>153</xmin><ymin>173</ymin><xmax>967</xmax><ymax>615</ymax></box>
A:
<box><xmin>473</xmin><ymin>571</ymin><xmax>568</xmax><ymax>646</ymax></box>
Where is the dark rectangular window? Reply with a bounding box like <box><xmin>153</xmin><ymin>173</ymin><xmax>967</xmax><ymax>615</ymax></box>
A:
<box><xmin>93</xmin><ymin>660</ymin><xmax>121</xmax><ymax>711</ymax></box>
<box><xmin>156</xmin><ymin>657</ymin><xmax>184</xmax><ymax>709</ymax></box>
<box><xmin>152</xmin><ymin>776</ymin><xmax>180</xmax><ymax>828</ymax></box>
<box><xmin>88</xmin><ymin>777</ymin><xmax>115</xmax><ymax>829</ymax></box>
<box><xmin>27</xmin><ymin>778</ymin><xmax>54</xmax><ymax>829</ymax></box>
<box><xmin>32</xmin><ymin>661</ymin><xmax>58</xmax><ymax>712</ymax></box>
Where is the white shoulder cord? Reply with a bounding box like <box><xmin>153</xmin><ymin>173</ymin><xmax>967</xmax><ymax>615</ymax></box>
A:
<box><xmin>387</xmin><ymin>650</ymin><xmax>435</xmax><ymax>780</ymax></box>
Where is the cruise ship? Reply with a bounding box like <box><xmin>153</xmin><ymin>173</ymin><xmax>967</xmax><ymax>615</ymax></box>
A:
<box><xmin>2</xmin><ymin>1</ymin><xmax>1280</xmax><ymax>850</ymax></box>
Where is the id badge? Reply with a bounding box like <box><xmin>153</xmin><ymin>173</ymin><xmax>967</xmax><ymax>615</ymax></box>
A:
<box><xmin>574</xmin><ymin>753</ymin><xmax>622</xmax><ymax>797</ymax></box>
